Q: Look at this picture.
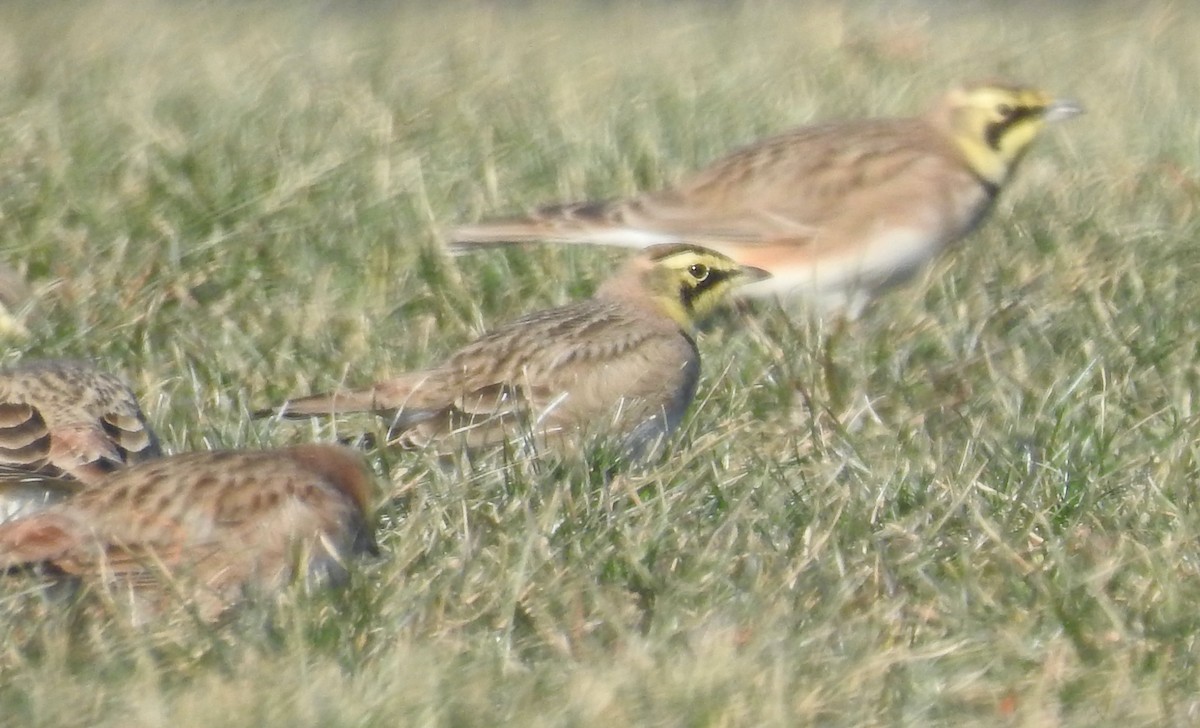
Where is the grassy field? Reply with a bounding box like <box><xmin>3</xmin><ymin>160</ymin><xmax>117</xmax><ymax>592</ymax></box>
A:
<box><xmin>2</xmin><ymin>0</ymin><xmax>1200</xmax><ymax>724</ymax></box>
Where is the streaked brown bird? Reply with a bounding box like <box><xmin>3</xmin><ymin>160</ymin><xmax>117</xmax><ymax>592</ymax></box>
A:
<box><xmin>260</xmin><ymin>243</ymin><xmax>769</xmax><ymax>460</ymax></box>
<box><xmin>450</xmin><ymin>81</ymin><xmax>1082</xmax><ymax>317</ymax></box>
<box><xmin>0</xmin><ymin>360</ymin><xmax>161</xmax><ymax>488</ymax></box>
<box><xmin>0</xmin><ymin>444</ymin><xmax>379</xmax><ymax>622</ymax></box>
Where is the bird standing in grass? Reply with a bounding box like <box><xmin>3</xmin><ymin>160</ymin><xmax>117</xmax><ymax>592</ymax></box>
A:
<box><xmin>0</xmin><ymin>360</ymin><xmax>161</xmax><ymax>524</ymax></box>
<box><xmin>0</xmin><ymin>444</ymin><xmax>379</xmax><ymax>622</ymax></box>
<box><xmin>261</xmin><ymin>243</ymin><xmax>769</xmax><ymax>460</ymax></box>
<box><xmin>449</xmin><ymin>81</ymin><xmax>1082</xmax><ymax>317</ymax></box>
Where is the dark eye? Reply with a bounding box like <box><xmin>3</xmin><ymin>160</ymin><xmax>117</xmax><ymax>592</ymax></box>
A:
<box><xmin>997</xmin><ymin>103</ymin><xmax>1015</xmax><ymax>118</ymax></box>
<box><xmin>688</xmin><ymin>263</ymin><xmax>710</xmax><ymax>281</ymax></box>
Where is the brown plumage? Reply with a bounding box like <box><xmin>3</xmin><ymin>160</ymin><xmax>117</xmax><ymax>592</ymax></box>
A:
<box><xmin>0</xmin><ymin>444</ymin><xmax>379</xmax><ymax>621</ymax></box>
<box><xmin>260</xmin><ymin>244</ymin><xmax>768</xmax><ymax>459</ymax></box>
<box><xmin>450</xmin><ymin>81</ymin><xmax>1082</xmax><ymax>317</ymax></box>
<box><xmin>0</xmin><ymin>360</ymin><xmax>161</xmax><ymax>488</ymax></box>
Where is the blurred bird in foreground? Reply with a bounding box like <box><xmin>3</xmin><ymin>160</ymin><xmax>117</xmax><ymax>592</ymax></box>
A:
<box><xmin>450</xmin><ymin>80</ymin><xmax>1082</xmax><ymax>317</ymax></box>
<box><xmin>0</xmin><ymin>444</ymin><xmax>379</xmax><ymax>622</ymax></box>
<box><xmin>260</xmin><ymin>243</ymin><xmax>769</xmax><ymax>461</ymax></box>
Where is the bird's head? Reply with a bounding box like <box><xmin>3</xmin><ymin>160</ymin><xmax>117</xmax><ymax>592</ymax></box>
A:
<box><xmin>599</xmin><ymin>243</ymin><xmax>770</xmax><ymax>329</ymax></box>
<box><xmin>934</xmin><ymin>81</ymin><xmax>1083</xmax><ymax>186</ymax></box>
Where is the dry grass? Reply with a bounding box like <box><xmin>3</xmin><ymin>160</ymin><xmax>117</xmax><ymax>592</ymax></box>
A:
<box><xmin>2</xmin><ymin>1</ymin><xmax>1200</xmax><ymax>725</ymax></box>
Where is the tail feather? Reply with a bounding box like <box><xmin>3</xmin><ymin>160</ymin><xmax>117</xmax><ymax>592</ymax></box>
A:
<box><xmin>255</xmin><ymin>388</ymin><xmax>387</xmax><ymax>420</ymax></box>
<box><xmin>448</xmin><ymin>200</ymin><xmax>679</xmax><ymax>254</ymax></box>
<box><xmin>448</xmin><ymin>219</ymin><xmax>574</xmax><ymax>250</ymax></box>
<box><xmin>255</xmin><ymin>374</ymin><xmax>443</xmax><ymax>421</ymax></box>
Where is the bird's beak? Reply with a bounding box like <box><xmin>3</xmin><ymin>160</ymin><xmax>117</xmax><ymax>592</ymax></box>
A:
<box><xmin>1044</xmin><ymin>97</ymin><xmax>1084</xmax><ymax>123</ymax></box>
<box><xmin>739</xmin><ymin>265</ymin><xmax>773</xmax><ymax>283</ymax></box>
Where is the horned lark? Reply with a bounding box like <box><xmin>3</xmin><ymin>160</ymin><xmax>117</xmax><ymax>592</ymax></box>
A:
<box><xmin>0</xmin><ymin>360</ymin><xmax>161</xmax><ymax>486</ymax></box>
<box><xmin>260</xmin><ymin>243</ymin><xmax>769</xmax><ymax>459</ymax></box>
<box><xmin>0</xmin><ymin>444</ymin><xmax>379</xmax><ymax>622</ymax></box>
<box><xmin>450</xmin><ymin>81</ymin><xmax>1082</xmax><ymax>316</ymax></box>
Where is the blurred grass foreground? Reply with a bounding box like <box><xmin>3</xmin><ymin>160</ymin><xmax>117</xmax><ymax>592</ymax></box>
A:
<box><xmin>3</xmin><ymin>1</ymin><xmax>1200</xmax><ymax>725</ymax></box>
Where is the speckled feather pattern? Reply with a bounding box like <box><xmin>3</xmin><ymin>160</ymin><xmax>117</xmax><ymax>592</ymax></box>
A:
<box><xmin>588</xmin><ymin>118</ymin><xmax>969</xmax><ymax>240</ymax></box>
<box><xmin>0</xmin><ymin>360</ymin><xmax>161</xmax><ymax>485</ymax></box>
<box><xmin>378</xmin><ymin>296</ymin><xmax>700</xmax><ymax>452</ymax></box>
<box><xmin>0</xmin><ymin>444</ymin><xmax>378</xmax><ymax>621</ymax></box>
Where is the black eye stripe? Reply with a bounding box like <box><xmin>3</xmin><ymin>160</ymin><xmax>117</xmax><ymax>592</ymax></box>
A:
<box><xmin>701</xmin><ymin>268</ymin><xmax>731</xmax><ymax>288</ymax></box>
<box><xmin>984</xmin><ymin>105</ymin><xmax>1045</xmax><ymax>150</ymax></box>
<box><xmin>678</xmin><ymin>268</ymin><xmax>732</xmax><ymax>310</ymax></box>
<box><xmin>1007</xmin><ymin>105</ymin><xmax>1042</xmax><ymax>122</ymax></box>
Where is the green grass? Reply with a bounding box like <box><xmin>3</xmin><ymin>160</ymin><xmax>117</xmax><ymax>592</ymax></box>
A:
<box><xmin>3</xmin><ymin>0</ymin><xmax>1200</xmax><ymax>724</ymax></box>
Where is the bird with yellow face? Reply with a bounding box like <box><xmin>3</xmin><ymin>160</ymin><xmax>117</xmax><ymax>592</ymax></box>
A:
<box><xmin>261</xmin><ymin>243</ymin><xmax>769</xmax><ymax>460</ymax></box>
<box><xmin>449</xmin><ymin>81</ymin><xmax>1082</xmax><ymax>317</ymax></box>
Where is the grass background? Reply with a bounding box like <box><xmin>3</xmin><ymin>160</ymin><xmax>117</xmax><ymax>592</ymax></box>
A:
<box><xmin>2</xmin><ymin>0</ymin><xmax>1200</xmax><ymax>724</ymax></box>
